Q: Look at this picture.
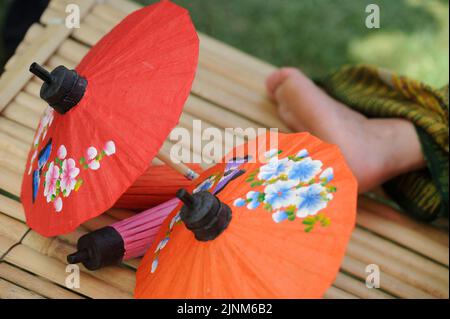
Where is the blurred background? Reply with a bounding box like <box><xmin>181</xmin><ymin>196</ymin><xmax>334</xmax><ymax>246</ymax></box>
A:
<box><xmin>1</xmin><ymin>0</ymin><xmax>448</xmax><ymax>87</ymax></box>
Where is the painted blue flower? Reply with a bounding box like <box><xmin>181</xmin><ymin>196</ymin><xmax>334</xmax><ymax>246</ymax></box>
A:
<box><xmin>296</xmin><ymin>149</ymin><xmax>308</xmax><ymax>158</ymax></box>
<box><xmin>38</xmin><ymin>138</ymin><xmax>52</xmax><ymax>170</ymax></box>
<box><xmin>264</xmin><ymin>149</ymin><xmax>279</xmax><ymax>159</ymax></box>
<box><xmin>234</xmin><ymin>191</ymin><xmax>261</xmax><ymax>209</ymax></box>
<box><xmin>319</xmin><ymin>167</ymin><xmax>334</xmax><ymax>183</ymax></box>
<box><xmin>263</xmin><ymin>180</ymin><xmax>297</xmax><ymax>209</ymax></box>
<box><xmin>272</xmin><ymin>210</ymin><xmax>289</xmax><ymax>223</ymax></box>
<box><xmin>233</xmin><ymin>198</ymin><xmax>246</xmax><ymax>207</ymax></box>
<box><xmin>246</xmin><ymin>191</ymin><xmax>260</xmax><ymax>209</ymax></box>
<box><xmin>194</xmin><ymin>177</ymin><xmax>214</xmax><ymax>193</ymax></box>
<box><xmin>287</xmin><ymin>158</ymin><xmax>322</xmax><ymax>182</ymax></box>
<box><xmin>257</xmin><ymin>158</ymin><xmax>289</xmax><ymax>181</ymax></box>
<box><xmin>155</xmin><ymin>237</ymin><xmax>170</xmax><ymax>252</ymax></box>
<box><xmin>32</xmin><ymin>169</ymin><xmax>40</xmax><ymax>203</ymax></box>
<box><xmin>295</xmin><ymin>184</ymin><xmax>328</xmax><ymax>218</ymax></box>
<box><xmin>151</xmin><ymin>258</ymin><xmax>158</xmax><ymax>273</ymax></box>
<box><xmin>169</xmin><ymin>213</ymin><xmax>181</xmax><ymax>230</ymax></box>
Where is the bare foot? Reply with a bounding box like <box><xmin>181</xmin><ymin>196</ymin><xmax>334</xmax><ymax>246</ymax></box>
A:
<box><xmin>267</xmin><ymin>67</ymin><xmax>425</xmax><ymax>193</ymax></box>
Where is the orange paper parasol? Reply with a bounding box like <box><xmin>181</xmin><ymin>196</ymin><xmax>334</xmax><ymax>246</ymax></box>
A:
<box><xmin>135</xmin><ymin>132</ymin><xmax>358</xmax><ymax>298</ymax></box>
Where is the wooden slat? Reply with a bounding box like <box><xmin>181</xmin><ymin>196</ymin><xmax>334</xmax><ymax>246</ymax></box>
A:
<box><xmin>0</xmin><ymin>278</ymin><xmax>45</xmax><ymax>299</ymax></box>
<box><xmin>0</xmin><ymin>195</ymin><xmax>25</xmax><ymax>222</ymax></box>
<box><xmin>0</xmin><ymin>263</ymin><xmax>83</xmax><ymax>299</ymax></box>
<box><xmin>323</xmin><ymin>286</ymin><xmax>358</xmax><ymax>299</ymax></box>
<box><xmin>340</xmin><ymin>256</ymin><xmax>435</xmax><ymax>298</ymax></box>
<box><xmin>0</xmin><ymin>117</ymin><xmax>35</xmax><ymax>144</ymax></box>
<box><xmin>333</xmin><ymin>272</ymin><xmax>393</xmax><ymax>299</ymax></box>
<box><xmin>0</xmin><ymin>0</ymin><xmax>96</xmax><ymax>111</ymax></box>
<box><xmin>22</xmin><ymin>231</ymin><xmax>136</xmax><ymax>294</ymax></box>
<box><xmin>346</xmin><ymin>236</ymin><xmax>448</xmax><ymax>298</ymax></box>
<box><xmin>0</xmin><ymin>166</ymin><xmax>22</xmax><ymax>195</ymax></box>
<box><xmin>351</xmin><ymin>227</ymin><xmax>449</xmax><ymax>283</ymax></box>
<box><xmin>357</xmin><ymin>203</ymin><xmax>449</xmax><ymax>266</ymax></box>
<box><xmin>0</xmin><ymin>235</ymin><xmax>132</xmax><ymax>299</ymax></box>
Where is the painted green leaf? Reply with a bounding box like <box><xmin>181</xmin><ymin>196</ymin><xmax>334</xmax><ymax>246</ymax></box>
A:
<box><xmin>74</xmin><ymin>179</ymin><xmax>83</xmax><ymax>191</ymax></box>
<box><xmin>321</xmin><ymin>217</ymin><xmax>331</xmax><ymax>227</ymax></box>
<box><xmin>258</xmin><ymin>193</ymin><xmax>265</xmax><ymax>201</ymax></box>
<box><xmin>285</xmin><ymin>205</ymin><xmax>296</xmax><ymax>214</ymax></box>
<box><xmin>250</xmin><ymin>181</ymin><xmax>264</xmax><ymax>187</ymax></box>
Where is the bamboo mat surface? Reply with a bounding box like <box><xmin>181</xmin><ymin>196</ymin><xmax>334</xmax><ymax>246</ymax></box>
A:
<box><xmin>0</xmin><ymin>0</ymin><xmax>448</xmax><ymax>299</ymax></box>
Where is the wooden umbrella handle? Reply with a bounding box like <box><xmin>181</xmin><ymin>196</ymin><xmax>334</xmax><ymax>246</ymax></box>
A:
<box><xmin>156</xmin><ymin>149</ymin><xmax>199</xmax><ymax>180</ymax></box>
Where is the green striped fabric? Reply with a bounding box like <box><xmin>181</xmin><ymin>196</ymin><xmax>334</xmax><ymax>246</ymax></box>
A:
<box><xmin>318</xmin><ymin>65</ymin><xmax>448</xmax><ymax>221</ymax></box>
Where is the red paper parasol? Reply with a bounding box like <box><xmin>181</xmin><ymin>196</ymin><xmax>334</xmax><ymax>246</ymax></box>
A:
<box><xmin>114</xmin><ymin>163</ymin><xmax>203</xmax><ymax>210</ymax></box>
<box><xmin>135</xmin><ymin>132</ymin><xmax>358</xmax><ymax>298</ymax></box>
<box><xmin>21</xmin><ymin>1</ymin><xmax>199</xmax><ymax>236</ymax></box>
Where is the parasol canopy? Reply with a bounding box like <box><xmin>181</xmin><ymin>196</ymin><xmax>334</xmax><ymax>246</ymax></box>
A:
<box><xmin>135</xmin><ymin>132</ymin><xmax>358</xmax><ymax>298</ymax></box>
<box><xmin>21</xmin><ymin>0</ymin><xmax>199</xmax><ymax>236</ymax></box>
<box><xmin>65</xmin><ymin>157</ymin><xmax>247</xmax><ymax>270</ymax></box>
<box><xmin>114</xmin><ymin>163</ymin><xmax>203</xmax><ymax>210</ymax></box>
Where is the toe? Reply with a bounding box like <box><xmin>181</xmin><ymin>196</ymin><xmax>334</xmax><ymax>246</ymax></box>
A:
<box><xmin>277</xmin><ymin>103</ymin><xmax>307</xmax><ymax>132</ymax></box>
<box><xmin>266</xmin><ymin>67</ymin><xmax>301</xmax><ymax>100</ymax></box>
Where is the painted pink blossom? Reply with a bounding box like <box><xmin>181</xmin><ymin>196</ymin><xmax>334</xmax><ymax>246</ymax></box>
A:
<box><xmin>86</xmin><ymin>146</ymin><xmax>97</xmax><ymax>160</ymax></box>
<box><xmin>44</xmin><ymin>162</ymin><xmax>60</xmax><ymax>202</ymax></box>
<box><xmin>54</xmin><ymin>197</ymin><xmax>63</xmax><ymax>212</ymax></box>
<box><xmin>57</xmin><ymin>145</ymin><xmax>67</xmax><ymax>160</ymax></box>
<box><xmin>88</xmin><ymin>160</ymin><xmax>100</xmax><ymax>170</ymax></box>
<box><xmin>60</xmin><ymin>158</ymin><xmax>80</xmax><ymax>196</ymax></box>
<box><xmin>103</xmin><ymin>141</ymin><xmax>116</xmax><ymax>156</ymax></box>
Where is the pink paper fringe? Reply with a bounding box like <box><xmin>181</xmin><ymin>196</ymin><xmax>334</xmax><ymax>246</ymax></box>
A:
<box><xmin>111</xmin><ymin>198</ymin><xmax>179</xmax><ymax>260</ymax></box>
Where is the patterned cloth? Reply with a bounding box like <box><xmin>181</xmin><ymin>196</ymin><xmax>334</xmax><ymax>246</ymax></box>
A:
<box><xmin>318</xmin><ymin>65</ymin><xmax>448</xmax><ymax>221</ymax></box>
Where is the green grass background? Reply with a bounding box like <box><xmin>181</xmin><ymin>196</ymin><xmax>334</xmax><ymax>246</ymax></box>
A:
<box><xmin>0</xmin><ymin>0</ymin><xmax>448</xmax><ymax>87</ymax></box>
